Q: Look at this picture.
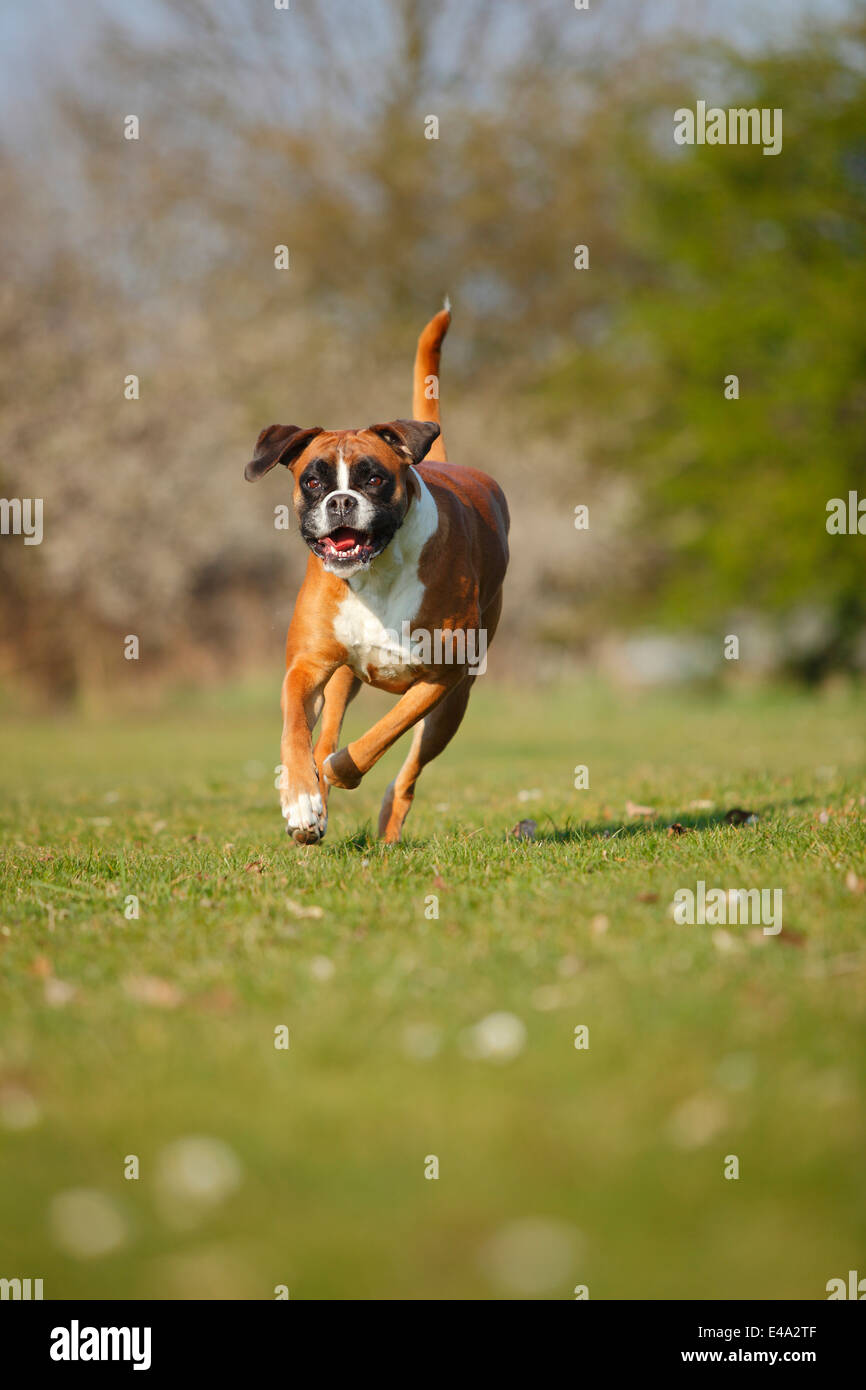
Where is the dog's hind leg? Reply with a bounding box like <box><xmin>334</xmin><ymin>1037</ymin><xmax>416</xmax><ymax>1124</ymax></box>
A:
<box><xmin>377</xmin><ymin>675</ymin><xmax>473</xmax><ymax>844</ymax></box>
<box><xmin>313</xmin><ymin>665</ymin><xmax>361</xmax><ymax>807</ymax></box>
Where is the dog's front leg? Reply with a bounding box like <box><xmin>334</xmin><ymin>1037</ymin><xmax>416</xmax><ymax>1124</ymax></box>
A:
<box><xmin>279</xmin><ymin>659</ymin><xmax>337</xmax><ymax>844</ymax></box>
<box><xmin>323</xmin><ymin>676</ymin><xmax>458</xmax><ymax>790</ymax></box>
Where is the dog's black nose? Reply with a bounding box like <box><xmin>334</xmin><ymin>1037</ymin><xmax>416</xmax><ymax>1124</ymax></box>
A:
<box><xmin>326</xmin><ymin>492</ymin><xmax>357</xmax><ymax>520</ymax></box>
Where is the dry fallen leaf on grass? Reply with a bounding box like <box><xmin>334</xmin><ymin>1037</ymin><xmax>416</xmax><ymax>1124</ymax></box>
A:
<box><xmin>510</xmin><ymin>819</ymin><xmax>537</xmax><ymax>841</ymax></box>
<box><xmin>778</xmin><ymin>928</ymin><xmax>806</xmax><ymax>948</ymax></box>
<box><xmin>285</xmin><ymin>898</ymin><xmax>324</xmax><ymax>919</ymax></box>
<box><xmin>844</xmin><ymin>870</ymin><xmax>865</xmax><ymax>894</ymax></box>
<box><xmin>44</xmin><ymin>978</ymin><xmax>77</xmax><ymax>1007</ymax></box>
<box><xmin>191</xmin><ymin>986</ymin><xmax>236</xmax><ymax>1014</ymax></box>
<box><xmin>626</xmin><ymin>800</ymin><xmax>656</xmax><ymax>817</ymax></box>
<box><xmin>667</xmin><ymin>822</ymin><xmax>687</xmax><ymax>836</ymax></box>
<box><xmin>725</xmin><ymin>808</ymin><xmax>759</xmax><ymax>826</ymax></box>
<box><xmin>123</xmin><ymin>975</ymin><xmax>184</xmax><ymax>1008</ymax></box>
<box><xmin>244</xmin><ymin>859</ymin><xmax>266</xmax><ymax>874</ymax></box>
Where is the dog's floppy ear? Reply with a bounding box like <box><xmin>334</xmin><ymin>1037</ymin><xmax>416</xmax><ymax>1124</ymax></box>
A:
<box><xmin>367</xmin><ymin>419</ymin><xmax>440</xmax><ymax>466</ymax></box>
<box><xmin>244</xmin><ymin>425</ymin><xmax>323</xmax><ymax>482</ymax></box>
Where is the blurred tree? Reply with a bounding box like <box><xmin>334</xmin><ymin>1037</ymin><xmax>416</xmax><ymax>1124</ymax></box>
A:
<box><xmin>534</xmin><ymin>17</ymin><xmax>866</xmax><ymax>677</ymax></box>
<box><xmin>1</xmin><ymin>0</ymin><xmax>863</xmax><ymax>694</ymax></box>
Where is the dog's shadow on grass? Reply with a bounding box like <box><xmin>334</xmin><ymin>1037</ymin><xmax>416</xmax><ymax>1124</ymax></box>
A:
<box><xmin>334</xmin><ymin>803</ymin><xmax>785</xmax><ymax>851</ymax></box>
<box><xmin>533</xmin><ymin>808</ymin><xmax>762</xmax><ymax>844</ymax></box>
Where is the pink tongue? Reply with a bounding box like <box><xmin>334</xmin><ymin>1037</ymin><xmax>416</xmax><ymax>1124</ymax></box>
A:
<box><xmin>330</xmin><ymin>528</ymin><xmax>361</xmax><ymax>552</ymax></box>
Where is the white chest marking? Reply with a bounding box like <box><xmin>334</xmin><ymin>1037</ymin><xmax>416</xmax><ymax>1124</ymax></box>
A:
<box><xmin>333</xmin><ymin>470</ymin><xmax>439</xmax><ymax>679</ymax></box>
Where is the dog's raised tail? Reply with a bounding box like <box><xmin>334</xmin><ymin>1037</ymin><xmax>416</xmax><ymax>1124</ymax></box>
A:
<box><xmin>412</xmin><ymin>298</ymin><xmax>451</xmax><ymax>462</ymax></box>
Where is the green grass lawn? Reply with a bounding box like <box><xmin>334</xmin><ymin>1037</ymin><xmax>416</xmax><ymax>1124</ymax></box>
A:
<box><xmin>0</xmin><ymin>679</ymin><xmax>864</xmax><ymax>1300</ymax></box>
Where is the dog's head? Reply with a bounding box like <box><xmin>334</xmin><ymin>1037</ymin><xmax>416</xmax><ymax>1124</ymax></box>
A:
<box><xmin>244</xmin><ymin>419</ymin><xmax>440</xmax><ymax>577</ymax></box>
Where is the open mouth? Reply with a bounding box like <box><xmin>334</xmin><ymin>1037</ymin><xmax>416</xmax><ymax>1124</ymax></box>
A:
<box><xmin>312</xmin><ymin>527</ymin><xmax>377</xmax><ymax>565</ymax></box>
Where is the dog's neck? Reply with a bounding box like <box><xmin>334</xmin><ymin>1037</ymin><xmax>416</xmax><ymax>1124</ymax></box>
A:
<box><xmin>347</xmin><ymin>467</ymin><xmax>438</xmax><ymax>597</ymax></box>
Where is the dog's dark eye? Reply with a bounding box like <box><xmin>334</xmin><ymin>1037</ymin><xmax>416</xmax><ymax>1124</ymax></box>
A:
<box><xmin>303</xmin><ymin>477</ymin><xmax>322</xmax><ymax>492</ymax></box>
<box><xmin>367</xmin><ymin>475</ymin><xmax>385</xmax><ymax>488</ymax></box>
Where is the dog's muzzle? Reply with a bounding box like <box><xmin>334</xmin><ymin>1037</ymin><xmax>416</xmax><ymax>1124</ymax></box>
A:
<box><xmin>304</xmin><ymin>491</ymin><xmax>383</xmax><ymax>568</ymax></box>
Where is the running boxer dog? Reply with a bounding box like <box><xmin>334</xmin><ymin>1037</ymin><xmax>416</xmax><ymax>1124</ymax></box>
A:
<box><xmin>244</xmin><ymin>304</ymin><xmax>509</xmax><ymax>844</ymax></box>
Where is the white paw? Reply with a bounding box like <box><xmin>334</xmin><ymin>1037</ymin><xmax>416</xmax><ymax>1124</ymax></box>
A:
<box><xmin>282</xmin><ymin>790</ymin><xmax>327</xmax><ymax>842</ymax></box>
